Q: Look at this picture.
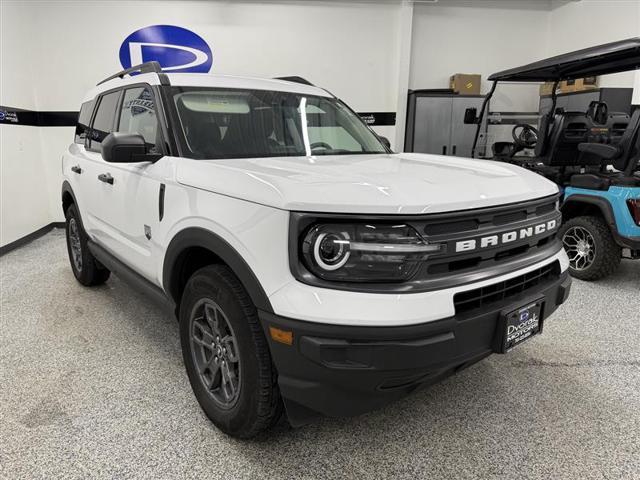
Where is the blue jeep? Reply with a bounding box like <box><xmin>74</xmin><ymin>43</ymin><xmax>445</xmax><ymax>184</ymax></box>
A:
<box><xmin>466</xmin><ymin>37</ymin><xmax>640</xmax><ymax>280</ymax></box>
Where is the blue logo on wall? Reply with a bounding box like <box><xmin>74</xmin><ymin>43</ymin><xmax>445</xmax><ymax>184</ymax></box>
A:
<box><xmin>119</xmin><ymin>25</ymin><xmax>212</xmax><ymax>73</ymax></box>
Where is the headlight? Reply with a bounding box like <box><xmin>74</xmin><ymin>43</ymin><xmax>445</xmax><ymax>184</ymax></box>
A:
<box><xmin>300</xmin><ymin>223</ymin><xmax>444</xmax><ymax>282</ymax></box>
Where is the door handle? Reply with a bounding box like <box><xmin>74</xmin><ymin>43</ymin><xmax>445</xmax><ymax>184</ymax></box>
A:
<box><xmin>71</xmin><ymin>165</ymin><xmax>82</xmax><ymax>174</ymax></box>
<box><xmin>98</xmin><ymin>173</ymin><xmax>114</xmax><ymax>185</ymax></box>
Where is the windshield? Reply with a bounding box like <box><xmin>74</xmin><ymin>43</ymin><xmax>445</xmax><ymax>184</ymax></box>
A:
<box><xmin>170</xmin><ymin>87</ymin><xmax>387</xmax><ymax>159</ymax></box>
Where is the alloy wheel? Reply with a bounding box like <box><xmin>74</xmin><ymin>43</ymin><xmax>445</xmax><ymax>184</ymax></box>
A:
<box><xmin>563</xmin><ymin>226</ymin><xmax>596</xmax><ymax>271</ymax></box>
<box><xmin>68</xmin><ymin>218</ymin><xmax>83</xmax><ymax>272</ymax></box>
<box><xmin>190</xmin><ymin>299</ymin><xmax>241</xmax><ymax>409</ymax></box>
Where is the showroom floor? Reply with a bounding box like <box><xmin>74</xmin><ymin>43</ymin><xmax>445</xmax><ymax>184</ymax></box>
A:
<box><xmin>1</xmin><ymin>229</ymin><xmax>639</xmax><ymax>480</ymax></box>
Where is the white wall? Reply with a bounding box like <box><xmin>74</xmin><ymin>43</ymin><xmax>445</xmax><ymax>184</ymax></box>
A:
<box><xmin>549</xmin><ymin>0</ymin><xmax>639</xmax><ymax>89</ymax></box>
<box><xmin>410</xmin><ymin>0</ymin><xmax>639</xmax><ymax>97</ymax></box>
<box><xmin>0</xmin><ymin>1</ymin><xmax>53</xmax><ymax>246</ymax></box>
<box><xmin>549</xmin><ymin>0</ymin><xmax>640</xmax><ymax>104</ymax></box>
<box><xmin>409</xmin><ymin>1</ymin><xmax>551</xmax><ymax>98</ymax></box>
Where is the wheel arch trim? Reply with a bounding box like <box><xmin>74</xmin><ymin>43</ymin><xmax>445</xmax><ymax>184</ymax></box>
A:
<box><xmin>61</xmin><ymin>180</ymin><xmax>77</xmax><ymax>208</ymax></box>
<box><xmin>562</xmin><ymin>193</ymin><xmax>616</xmax><ymax>227</ymax></box>
<box><xmin>162</xmin><ymin>227</ymin><xmax>273</xmax><ymax>313</ymax></box>
<box><xmin>61</xmin><ymin>181</ymin><xmax>86</xmax><ymax>231</ymax></box>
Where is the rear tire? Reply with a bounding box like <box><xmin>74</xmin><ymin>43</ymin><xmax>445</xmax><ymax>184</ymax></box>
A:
<box><xmin>559</xmin><ymin>215</ymin><xmax>621</xmax><ymax>281</ymax></box>
<box><xmin>65</xmin><ymin>204</ymin><xmax>110</xmax><ymax>286</ymax></box>
<box><xmin>179</xmin><ymin>265</ymin><xmax>282</xmax><ymax>438</ymax></box>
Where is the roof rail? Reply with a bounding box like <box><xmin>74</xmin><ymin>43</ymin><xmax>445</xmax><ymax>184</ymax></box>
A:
<box><xmin>97</xmin><ymin>61</ymin><xmax>170</xmax><ymax>86</ymax></box>
<box><xmin>274</xmin><ymin>76</ymin><xmax>314</xmax><ymax>86</ymax></box>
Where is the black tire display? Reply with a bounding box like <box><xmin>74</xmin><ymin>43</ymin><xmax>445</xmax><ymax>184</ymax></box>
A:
<box><xmin>559</xmin><ymin>215</ymin><xmax>621</xmax><ymax>281</ymax></box>
<box><xmin>179</xmin><ymin>265</ymin><xmax>282</xmax><ymax>438</ymax></box>
<box><xmin>64</xmin><ymin>204</ymin><xmax>110</xmax><ymax>286</ymax></box>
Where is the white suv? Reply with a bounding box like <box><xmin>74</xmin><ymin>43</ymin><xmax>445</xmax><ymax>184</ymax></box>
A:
<box><xmin>62</xmin><ymin>62</ymin><xmax>572</xmax><ymax>438</ymax></box>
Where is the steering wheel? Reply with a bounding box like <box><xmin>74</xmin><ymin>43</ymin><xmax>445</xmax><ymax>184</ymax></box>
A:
<box><xmin>512</xmin><ymin>124</ymin><xmax>539</xmax><ymax>149</ymax></box>
<box><xmin>310</xmin><ymin>141</ymin><xmax>332</xmax><ymax>151</ymax></box>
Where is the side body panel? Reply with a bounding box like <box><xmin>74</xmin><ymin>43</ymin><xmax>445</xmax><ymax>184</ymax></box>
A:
<box><xmin>62</xmin><ymin>144</ymin><xmax>91</xmax><ymax>223</ymax></box>
<box><xmin>155</xmin><ymin>169</ymin><xmax>293</xmax><ymax>297</ymax></box>
<box><xmin>90</xmin><ymin>158</ymin><xmax>173</xmax><ymax>282</ymax></box>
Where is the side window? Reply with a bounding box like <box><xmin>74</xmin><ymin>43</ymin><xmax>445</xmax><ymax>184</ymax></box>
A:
<box><xmin>89</xmin><ymin>91</ymin><xmax>120</xmax><ymax>150</ymax></box>
<box><xmin>75</xmin><ymin>99</ymin><xmax>95</xmax><ymax>144</ymax></box>
<box><xmin>118</xmin><ymin>86</ymin><xmax>160</xmax><ymax>153</ymax></box>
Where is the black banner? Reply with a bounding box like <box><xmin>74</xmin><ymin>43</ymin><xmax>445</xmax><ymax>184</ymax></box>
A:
<box><xmin>0</xmin><ymin>106</ymin><xmax>77</xmax><ymax>127</ymax></box>
<box><xmin>358</xmin><ymin>111</ymin><xmax>396</xmax><ymax>126</ymax></box>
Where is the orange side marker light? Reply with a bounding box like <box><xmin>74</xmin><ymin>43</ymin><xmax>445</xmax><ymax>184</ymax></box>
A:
<box><xmin>269</xmin><ymin>326</ymin><xmax>293</xmax><ymax>346</ymax></box>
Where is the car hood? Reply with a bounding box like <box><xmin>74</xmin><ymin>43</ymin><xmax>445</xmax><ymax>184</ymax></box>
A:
<box><xmin>175</xmin><ymin>153</ymin><xmax>558</xmax><ymax>214</ymax></box>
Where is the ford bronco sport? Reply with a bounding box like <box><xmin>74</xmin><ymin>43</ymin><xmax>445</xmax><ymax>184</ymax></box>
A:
<box><xmin>62</xmin><ymin>62</ymin><xmax>572</xmax><ymax>438</ymax></box>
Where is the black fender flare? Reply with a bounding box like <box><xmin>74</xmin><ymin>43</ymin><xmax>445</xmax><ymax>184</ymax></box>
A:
<box><xmin>61</xmin><ymin>181</ymin><xmax>85</xmax><ymax>230</ymax></box>
<box><xmin>562</xmin><ymin>194</ymin><xmax>616</xmax><ymax>229</ymax></box>
<box><xmin>162</xmin><ymin>227</ymin><xmax>273</xmax><ymax>313</ymax></box>
<box><xmin>61</xmin><ymin>180</ymin><xmax>77</xmax><ymax>207</ymax></box>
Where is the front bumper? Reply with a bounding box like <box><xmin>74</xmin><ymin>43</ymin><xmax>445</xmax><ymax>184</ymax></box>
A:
<box><xmin>259</xmin><ymin>269</ymin><xmax>571</xmax><ymax>426</ymax></box>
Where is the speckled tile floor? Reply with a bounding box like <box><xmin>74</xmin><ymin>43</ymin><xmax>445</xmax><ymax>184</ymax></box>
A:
<box><xmin>1</xmin><ymin>229</ymin><xmax>639</xmax><ymax>479</ymax></box>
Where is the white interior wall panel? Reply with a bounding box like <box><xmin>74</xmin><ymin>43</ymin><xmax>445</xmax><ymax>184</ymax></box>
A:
<box><xmin>409</xmin><ymin>0</ymin><xmax>551</xmax><ymax>108</ymax></box>
<box><xmin>1</xmin><ymin>1</ymin><xmax>49</xmax><ymax>246</ymax></box>
<box><xmin>549</xmin><ymin>0</ymin><xmax>640</xmax><ymax>89</ymax></box>
<box><xmin>0</xmin><ymin>126</ymin><xmax>52</xmax><ymax>246</ymax></box>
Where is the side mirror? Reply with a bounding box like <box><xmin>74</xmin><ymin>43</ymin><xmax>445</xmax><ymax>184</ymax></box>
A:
<box><xmin>464</xmin><ymin>107</ymin><xmax>478</xmax><ymax>124</ymax></box>
<box><xmin>379</xmin><ymin>136</ymin><xmax>391</xmax><ymax>150</ymax></box>
<box><xmin>101</xmin><ymin>132</ymin><xmax>162</xmax><ymax>163</ymax></box>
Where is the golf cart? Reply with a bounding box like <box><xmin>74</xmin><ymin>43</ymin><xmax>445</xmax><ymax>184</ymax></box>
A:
<box><xmin>465</xmin><ymin>38</ymin><xmax>640</xmax><ymax>280</ymax></box>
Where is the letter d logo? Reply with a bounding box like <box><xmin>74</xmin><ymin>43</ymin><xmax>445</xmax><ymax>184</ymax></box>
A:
<box><xmin>120</xmin><ymin>25</ymin><xmax>213</xmax><ymax>73</ymax></box>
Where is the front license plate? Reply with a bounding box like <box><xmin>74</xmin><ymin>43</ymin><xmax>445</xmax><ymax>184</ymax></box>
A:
<box><xmin>500</xmin><ymin>301</ymin><xmax>543</xmax><ymax>353</ymax></box>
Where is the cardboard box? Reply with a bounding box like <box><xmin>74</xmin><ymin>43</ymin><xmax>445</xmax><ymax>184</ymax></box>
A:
<box><xmin>574</xmin><ymin>76</ymin><xmax>598</xmax><ymax>91</ymax></box>
<box><xmin>449</xmin><ymin>74</ymin><xmax>481</xmax><ymax>95</ymax></box>
<box><xmin>539</xmin><ymin>82</ymin><xmax>556</xmax><ymax>96</ymax></box>
<box><xmin>558</xmin><ymin>80</ymin><xmax>575</xmax><ymax>94</ymax></box>
<box><xmin>557</xmin><ymin>77</ymin><xmax>599</xmax><ymax>94</ymax></box>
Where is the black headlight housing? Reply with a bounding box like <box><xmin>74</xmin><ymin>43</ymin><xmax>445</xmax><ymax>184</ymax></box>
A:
<box><xmin>290</xmin><ymin>213</ymin><xmax>445</xmax><ymax>285</ymax></box>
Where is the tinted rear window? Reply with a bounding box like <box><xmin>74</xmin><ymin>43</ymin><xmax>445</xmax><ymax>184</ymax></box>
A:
<box><xmin>75</xmin><ymin>99</ymin><xmax>95</xmax><ymax>144</ymax></box>
<box><xmin>89</xmin><ymin>91</ymin><xmax>120</xmax><ymax>150</ymax></box>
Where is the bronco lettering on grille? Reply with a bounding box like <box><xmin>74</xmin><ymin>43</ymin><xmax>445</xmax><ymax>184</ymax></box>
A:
<box><xmin>455</xmin><ymin>220</ymin><xmax>558</xmax><ymax>253</ymax></box>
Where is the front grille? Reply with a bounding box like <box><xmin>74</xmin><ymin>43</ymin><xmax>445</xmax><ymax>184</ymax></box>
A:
<box><xmin>453</xmin><ymin>261</ymin><xmax>560</xmax><ymax>314</ymax></box>
<box><xmin>412</xmin><ymin>195</ymin><xmax>561</xmax><ymax>277</ymax></box>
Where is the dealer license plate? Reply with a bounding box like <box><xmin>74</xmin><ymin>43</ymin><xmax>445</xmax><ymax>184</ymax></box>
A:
<box><xmin>501</xmin><ymin>301</ymin><xmax>543</xmax><ymax>353</ymax></box>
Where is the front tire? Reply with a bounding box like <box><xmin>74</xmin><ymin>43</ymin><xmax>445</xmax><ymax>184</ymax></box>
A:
<box><xmin>65</xmin><ymin>204</ymin><xmax>110</xmax><ymax>286</ymax></box>
<box><xmin>179</xmin><ymin>265</ymin><xmax>282</xmax><ymax>438</ymax></box>
<box><xmin>560</xmin><ymin>215</ymin><xmax>621</xmax><ymax>281</ymax></box>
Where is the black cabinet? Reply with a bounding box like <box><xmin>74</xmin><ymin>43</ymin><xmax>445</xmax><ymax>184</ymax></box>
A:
<box><xmin>405</xmin><ymin>90</ymin><xmax>485</xmax><ymax>158</ymax></box>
